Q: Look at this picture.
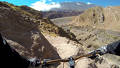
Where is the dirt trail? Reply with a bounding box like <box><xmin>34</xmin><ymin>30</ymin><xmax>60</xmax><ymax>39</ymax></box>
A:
<box><xmin>43</xmin><ymin>34</ymin><xmax>114</xmax><ymax>68</ymax></box>
<box><xmin>44</xmin><ymin>34</ymin><xmax>94</xmax><ymax>68</ymax></box>
<box><xmin>44</xmin><ymin>34</ymin><xmax>81</xmax><ymax>59</ymax></box>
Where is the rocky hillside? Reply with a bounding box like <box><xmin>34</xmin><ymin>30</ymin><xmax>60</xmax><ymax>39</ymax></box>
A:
<box><xmin>65</xmin><ymin>6</ymin><xmax>120</xmax><ymax>52</ymax></box>
<box><xmin>0</xmin><ymin>2</ymin><xmax>86</xmax><ymax>68</ymax></box>
<box><xmin>1</xmin><ymin>1</ymin><xmax>120</xmax><ymax>68</ymax></box>
<box><xmin>0</xmin><ymin>1</ymin><xmax>78</xmax><ymax>60</ymax></box>
<box><xmin>0</xmin><ymin>1</ymin><xmax>62</xmax><ymax>60</ymax></box>
<box><xmin>53</xmin><ymin>6</ymin><xmax>120</xmax><ymax>67</ymax></box>
<box><xmin>72</xmin><ymin>6</ymin><xmax>120</xmax><ymax>32</ymax></box>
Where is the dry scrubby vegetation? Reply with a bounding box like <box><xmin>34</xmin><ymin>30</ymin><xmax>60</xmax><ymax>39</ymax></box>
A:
<box><xmin>0</xmin><ymin>1</ymin><xmax>71</xmax><ymax>58</ymax></box>
<box><xmin>52</xmin><ymin>6</ymin><xmax>120</xmax><ymax>52</ymax></box>
<box><xmin>1</xmin><ymin>1</ymin><xmax>120</xmax><ymax>68</ymax></box>
<box><xmin>0</xmin><ymin>2</ymin><xmax>78</xmax><ymax>42</ymax></box>
<box><xmin>0</xmin><ymin>1</ymin><xmax>81</xmax><ymax>57</ymax></box>
<box><xmin>59</xmin><ymin>6</ymin><xmax>120</xmax><ymax>53</ymax></box>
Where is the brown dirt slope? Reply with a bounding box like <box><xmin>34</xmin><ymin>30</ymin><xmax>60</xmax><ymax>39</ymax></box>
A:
<box><xmin>72</xmin><ymin>6</ymin><xmax>120</xmax><ymax>32</ymax></box>
<box><xmin>0</xmin><ymin>1</ymin><xmax>60</xmax><ymax>60</ymax></box>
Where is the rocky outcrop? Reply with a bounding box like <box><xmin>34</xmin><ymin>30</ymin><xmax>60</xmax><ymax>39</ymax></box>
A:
<box><xmin>68</xmin><ymin>6</ymin><xmax>120</xmax><ymax>51</ymax></box>
<box><xmin>73</xmin><ymin>7</ymin><xmax>104</xmax><ymax>24</ymax></box>
<box><xmin>19</xmin><ymin>5</ymin><xmax>43</xmax><ymax>19</ymax></box>
<box><xmin>0</xmin><ymin>2</ymin><xmax>60</xmax><ymax>60</ymax></box>
<box><xmin>72</xmin><ymin>6</ymin><xmax>120</xmax><ymax>32</ymax></box>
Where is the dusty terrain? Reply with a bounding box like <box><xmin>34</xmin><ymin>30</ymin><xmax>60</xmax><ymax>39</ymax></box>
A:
<box><xmin>51</xmin><ymin>16</ymin><xmax>75</xmax><ymax>27</ymax></box>
<box><xmin>0</xmin><ymin>2</ymin><xmax>62</xmax><ymax>60</ymax></box>
<box><xmin>52</xmin><ymin>6</ymin><xmax>120</xmax><ymax>68</ymax></box>
<box><xmin>43</xmin><ymin>34</ymin><xmax>119</xmax><ymax>68</ymax></box>
<box><xmin>0</xmin><ymin>2</ymin><xmax>120</xmax><ymax>68</ymax></box>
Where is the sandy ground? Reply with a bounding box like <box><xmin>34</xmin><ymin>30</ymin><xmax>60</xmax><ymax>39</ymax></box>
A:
<box><xmin>44</xmin><ymin>35</ymin><xmax>80</xmax><ymax>59</ymax></box>
<box><xmin>44</xmin><ymin>34</ymin><xmax>96</xmax><ymax>68</ymax></box>
<box><xmin>43</xmin><ymin>34</ymin><xmax>116</xmax><ymax>68</ymax></box>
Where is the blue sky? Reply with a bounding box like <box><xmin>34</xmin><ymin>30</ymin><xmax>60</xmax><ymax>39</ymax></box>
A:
<box><xmin>0</xmin><ymin>0</ymin><xmax>120</xmax><ymax>6</ymax></box>
<box><xmin>0</xmin><ymin>0</ymin><xmax>120</xmax><ymax>11</ymax></box>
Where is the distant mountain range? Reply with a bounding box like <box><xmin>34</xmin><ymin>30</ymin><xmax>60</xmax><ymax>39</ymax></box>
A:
<box><xmin>43</xmin><ymin>2</ymin><xmax>97</xmax><ymax>19</ymax></box>
<box><xmin>50</xmin><ymin>2</ymin><xmax>97</xmax><ymax>11</ymax></box>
